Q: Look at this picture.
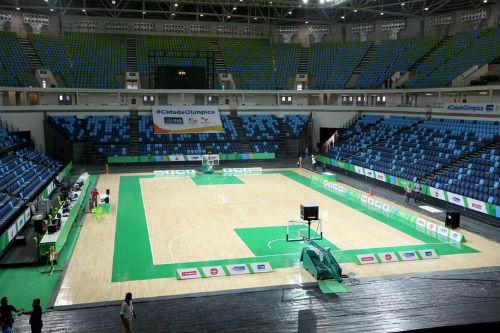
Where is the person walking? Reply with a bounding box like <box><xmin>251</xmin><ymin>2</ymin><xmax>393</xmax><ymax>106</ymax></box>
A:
<box><xmin>120</xmin><ymin>293</ymin><xmax>136</xmax><ymax>333</ymax></box>
<box><xmin>22</xmin><ymin>298</ymin><xmax>43</xmax><ymax>333</ymax></box>
<box><xmin>404</xmin><ymin>184</ymin><xmax>412</xmax><ymax>203</ymax></box>
<box><xmin>414</xmin><ymin>180</ymin><xmax>422</xmax><ymax>203</ymax></box>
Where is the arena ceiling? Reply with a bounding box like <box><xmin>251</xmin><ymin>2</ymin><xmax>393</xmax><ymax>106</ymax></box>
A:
<box><xmin>0</xmin><ymin>0</ymin><xmax>494</xmax><ymax>24</ymax></box>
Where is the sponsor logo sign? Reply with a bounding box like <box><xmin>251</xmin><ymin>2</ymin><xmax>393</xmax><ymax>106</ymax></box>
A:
<box><xmin>226</xmin><ymin>264</ymin><xmax>250</xmax><ymax>275</ymax></box>
<box><xmin>7</xmin><ymin>224</ymin><xmax>17</xmax><ymax>242</ymax></box>
<box><xmin>429</xmin><ymin>187</ymin><xmax>446</xmax><ymax>201</ymax></box>
<box><xmin>449</xmin><ymin>230</ymin><xmax>464</xmax><ymax>243</ymax></box>
<box><xmin>361</xmin><ymin>195</ymin><xmax>368</xmax><ymax>203</ymax></box>
<box><xmin>416</xmin><ymin>217</ymin><xmax>427</xmax><ymax>228</ymax></box>
<box><xmin>354</xmin><ymin>166</ymin><xmax>364</xmax><ymax>175</ymax></box>
<box><xmin>447</xmin><ymin>192</ymin><xmax>465</xmax><ymax>207</ymax></box>
<box><xmin>153</xmin><ymin>105</ymin><xmax>224</xmax><ymax>134</ymax></box>
<box><xmin>15</xmin><ymin>215</ymin><xmax>25</xmax><ymax>231</ymax></box>
<box><xmin>186</xmin><ymin>155</ymin><xmax>202</xmax><ymax>161</ymax></box>
<box><xmin>377</xmin><ymin>252</ymin><xmax>399</xmax><ymax>263</ymax></box>
<box><xmin>382</xmin><ymin>204</ymin><xmax>391</xmax><ymax>212</ymax></box>
<box><xmin>364</xmin><ymin>168</ymin><xmax>375</xmax><ymax>178</ymax></box>
<box><xmin>367</xmin><ymin>198</ymin><xmax>375</xmax><ymax>206</ymax></box>
<box><xmin>24</xmin><ymin>207</ymin><xmax>31</xmax><ymax>222</ymax></box>
<box><xmin>375</xmin><ymin>172</ymin><xmax>386</xmax><ymax>182</ymax></box>
<box><xmin>467</xmin><ymin>198</ymin><xmax>487</xmax><ymax>213</ymax></box>
<box><xmin>398</xmin><ymin>251</ymin><xmax>419</xmax><ymax>261</ymax></box>
<box><xmin>437</xmin><ymin>226</ymin><xmax>450</xmax><ymax>238</ymax></box>
<box><xmin>202</xmin><ymin>266</ymin><xmax>226</xmax><ymax>278</ymax></box>
<box><xmin>374</xmin><ymin>201</ymin><xmax>383</xmax><ymax>209</ymax></box>
<box><xmin>444</xmin><ymin>103</ymin><xmax>500</xmax><ymax>113</ymax></box>
<box><xmin>418</xmin><ymin>249</ymin><xmax>439</xmax><ymax>260</ymax></box>
<box><xmin>357</xmin><ymin>254</ymin><xmax>377</xmax><ymax>265</ymax></box>
<box><xmin>177</xmin><ymin>268</ymin><xmax>202</xmax><ymax>280</ymax></box>
<box><xmin>426</xmin><ymin>221</ymin><xmax>437</xmax><ymax>233</ymax></box>
<box><xmin>250</xmin><ymin>262</ymin><xmax>273</xmax><ymax>273</ymax></box>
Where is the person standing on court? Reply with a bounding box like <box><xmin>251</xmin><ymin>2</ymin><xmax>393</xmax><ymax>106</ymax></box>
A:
<box><xmin>22</xmin><ymin>298</ymin><xmax>43</xmax><ymax>333</ymax></box>
<box><xmin>91</xmin><ymin>188</ymin><xmax>99</xmax><ymax>209</ymax></box>
<box><xmin>311</xmin><ymin>154</ymin><xmax>317</xmax><ymax>171</ymax></box>
<box><xmin>404</xmin><ymin>184</ymin><xmax>412</xmax><ymax>203</ymax></box>
<box><xmin>120</xmin><ymin>292</ymin><xmax>136</xmax><ymax>333</ymax></box>
<box><xmin>414</xmin><ymin>180</ymin><xmax>422</xmax><ymax>203</ymax></box>
<box><xmin>0</xmin><ymin>297</ymin><xmax>22</xmax><ymax>329</ymax></box>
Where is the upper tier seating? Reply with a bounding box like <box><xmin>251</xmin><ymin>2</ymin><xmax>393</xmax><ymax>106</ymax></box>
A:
<box><xmin>65</xmin><ymin>32</ymin><xmax>127</xmax><ymax>88</ymax></box>
<box><xmin>356</xmin><ymin>36</ymin><xmax>441</xmax><ymax>89</ymax></box>
<box><xmin>309</xmin><ymin>42</ymin><xmax>370</xmax><ymax>89</ymax></box>
<box><xmin>0</xmin><ymin>32</ymin><xmax>32</xmax><ymax>87</ymax></box>
<box><xmin>1</xmin><ymin>29</ymin><xmax>499</xmax><ymax>89</ymax></box>
<box><xmin>29</xmin><ymin>34</ymin><xmax>74</xmax><ymax>86</ymax></box>
<box><xmin>137</xmin><ymin>36</ymin><xmax>211</xmax><ymax>76</ymax></box>
<box><xmin>409</xmin><ymin>28</ymin><xmax>500</xmax><ymax>88</ymax></box>
<box><xmin>219</xmin><ymin>38</ymin><xmax>300</xmax><ymax>90</ymax></box>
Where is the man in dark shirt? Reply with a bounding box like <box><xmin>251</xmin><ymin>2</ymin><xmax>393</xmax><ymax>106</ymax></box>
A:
<box><xmin>0</xmin><ymin>297</ymin><xmax>22</xmax><ymax>328</ymax></box>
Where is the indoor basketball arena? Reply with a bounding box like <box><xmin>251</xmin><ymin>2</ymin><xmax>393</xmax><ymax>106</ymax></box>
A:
<box><xmin>0</xmin><ymin>0</ymin><xmax>500</xmax><ymax>332</ymax></box>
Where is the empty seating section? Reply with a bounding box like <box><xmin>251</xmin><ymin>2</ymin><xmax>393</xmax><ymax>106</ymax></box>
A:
<box><xmin>309</xmin><ymin>42</ymin><xmax>370</xmax><ymax>89</ymax></box>
<box><xmin>219</xmin><ymin>38</ymin><xmax>300</xmax><ymax>89</ymax></box>
<box><xmin>0</xmin><ymin>128</ymin><xmax>24</xmax><ymax>153</ymax></box>
<box><xmin>283</xmin><ymin>115</ymin><xmax>309</xmax><ymax>138</ymax></box>
<box><xmin>1</xmin><ymin>29</ymin><xmax>500</xmax><ymax>89</ymax></box>
<box><xmin>0</xmin><ymin>144</ymin><xmax>62</xmax><ymax>230</ymax></box>
<box><xmin>356</xmin><ymin>36</ymin><xmax>440</xmax><ymax>89</ymax></box>
<box><xmin>29</xmin><ymin>34</ymin><xmax>74</xmax><ymax>85</ymax></box>
<box><xmin>49</xmin><ymin>116</ymin><xmax>86</xmax><ymax>141</ymax></box>
<box><xmin>87</xmin><ymin>116</ymin><xmax>130</xmax><ymax>142</ymax></box>
<box><xmin>240</xmin><ymin>115</ymin><xmax>280</xmax><ymax>153</ymax></box>
<box><xmin>327</xmin><ymin>115</ymin><xmax>385</xmax><ymax>160</ymax></box>
<box><xmin>426</xmin><ymin>123</ymin><xmax>500</xmax><ymax>205</ymax></box>
<box><xmin>50</xmin><ymin>114</ymin><xmax>309</xmax><ymax>156</ymax></box>
<box><xmin>409</xmin><ymin>30</ymin><xmax>481</xmax><ymax>88</ymax></box>
<box><xmin>0</xmin><ymin>32</ymin><xmax>32</xmax><ymax>87</ymax></box>
<box><xmin>137</xmin><ymin>36</ymin><xmax>211</xmax><ymax>76</ymax></box>
<box><xmin>329</xmin><ymin>116</ymin><xmax>500</xmax><ymax>206</ymax></box>
<box><xmin>65</xmin><ymin>32</ymin><xmax>127</xmax><ymax>88</ymax></box>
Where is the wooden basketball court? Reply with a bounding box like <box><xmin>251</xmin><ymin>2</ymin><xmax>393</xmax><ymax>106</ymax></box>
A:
<box><xmin>54</xmin><ymin>168</ymin><xmax>500</xmax><ymax>307</ymax></box>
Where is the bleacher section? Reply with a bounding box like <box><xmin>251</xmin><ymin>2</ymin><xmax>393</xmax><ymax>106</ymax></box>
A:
<box><xmin>49</xmin><ymin>114</ymin><xmax>309</xmax><ymax>157</ymax></box>
<box><xmin>0</xmin><ymin>29</ymin><xmax>499</xmax><ymax>89</ymax></box>
<box><xmin>29</xmin><ymin>34</ymin><xmax>74</xmax><ymax>86</ymax></box>
<box><xmin>0</xmin><ymin>32</ymin><xmax>32</xmax><ymax>87</ymax></box>
<box><xmin>308</xmin><ymin>42</ymin><xmax>370</xmax><ymax>89</ymax></box>
<box><xmin>283</xmin><ymin>115</ymin><xmax>309</xmax><ymax>138</ymax></box>
<box><xmin>356</xmin><ymin>36</ymin><xmax>441</xmax><ymax>89</ymax></box>
<box><xmin>0</xmin><ymin>128</ymin><xmax>25</xmax><ymax>153</ymax></box>
<box><xmin>136</xmin><ymin>36</ymin><xmax>211</xmax><ymax>76</ymax></box>
<box><xmin>65</xmin><ymin>32</ymin><xmax>127</xmax><ymax>88</ymax></box>
<box><xmin>409</xmin><ymin>29</ymin><xmax>500</xmax><ymax>88</ymax></box>
<box><xmin>219</xmin><ymin>38</ymin><xmax>300</xmax><ymax>90</ymax></box>
<box><xmin>0</xmin><ymin>140</ymin><xmax>63</xmax><ymax>233</ymax></box>
<box><xmin>49</xmin><ymin>116</ymin><xmax>86</xmax><ymax>141</ymax></box>
<box><xmin>327</xmin><ymin>116</ymin><xmax>500</xmax><ymax>210</ymax></box>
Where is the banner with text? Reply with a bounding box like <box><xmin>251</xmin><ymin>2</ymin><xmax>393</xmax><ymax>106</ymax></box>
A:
<box><xmin>153</xmin><ymin>105</ymin><xmax>224</xmax><ymax>134</ymax></box>
<box><xmin>444</xmin><ymin>103</ymin><xmax>500</xmax><ymax>113</ymax></box>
